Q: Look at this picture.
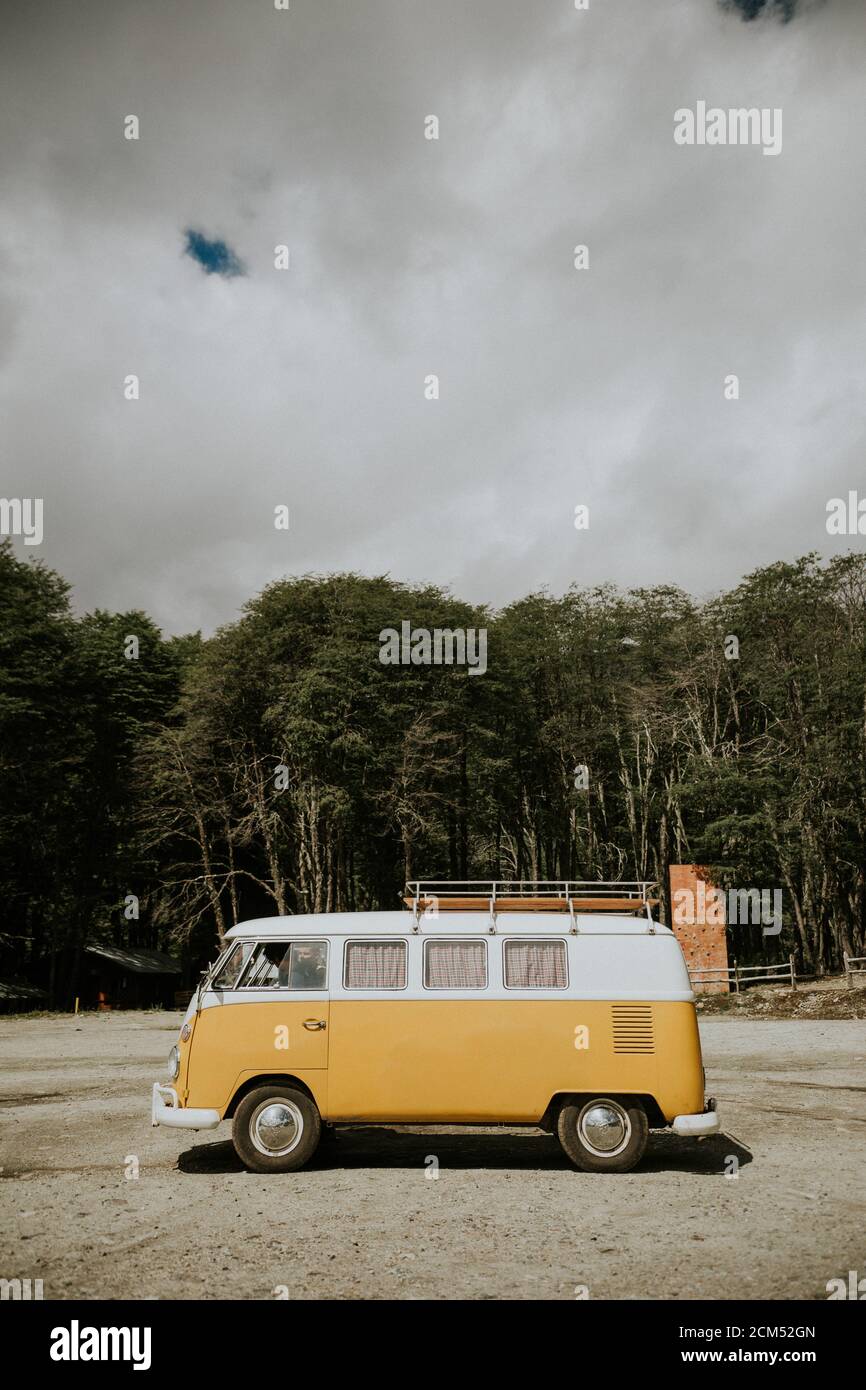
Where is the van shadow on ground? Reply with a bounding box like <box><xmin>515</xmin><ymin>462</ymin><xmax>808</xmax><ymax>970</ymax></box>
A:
<box><xmin>178</xmin><ymin>1129</ymin><xmax>751</xmax><ymax>1177</ymax></box>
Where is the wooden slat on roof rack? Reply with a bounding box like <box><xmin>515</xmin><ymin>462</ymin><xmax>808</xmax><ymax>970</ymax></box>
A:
<box><xmin>403</xmin><ymin>892</ymin><xmax>659</xmax><ymax>915</ymax></box>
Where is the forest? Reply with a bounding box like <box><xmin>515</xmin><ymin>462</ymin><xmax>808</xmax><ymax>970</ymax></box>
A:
<box><xmin>2</xmin><ymin>539</ymin><xmax>864</xmax><ymax>1007</ymax></box>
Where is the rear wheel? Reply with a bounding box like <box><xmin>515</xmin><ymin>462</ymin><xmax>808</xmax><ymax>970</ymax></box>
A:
<box><xmin>232</xmin><ymin>1085</ymin><xmax>321</xmax><ymax>1173</ymax></box>
<box><xmin>556</xmin><ymin>1096</ymin><xmax>648</xmax><ymax>1173</ymax></box>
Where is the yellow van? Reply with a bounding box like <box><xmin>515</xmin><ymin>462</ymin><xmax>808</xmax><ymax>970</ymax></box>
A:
<box><xmin>151</xmin><ymin>881</ymin><xmax>719</xmax><ymax>1173</ymax></box>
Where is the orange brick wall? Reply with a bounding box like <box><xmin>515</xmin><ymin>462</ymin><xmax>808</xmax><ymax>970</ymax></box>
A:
<box><xmin>668</xmin><ymin>864</ymin><xmax>730</xmax><ymax>994</ymax></box>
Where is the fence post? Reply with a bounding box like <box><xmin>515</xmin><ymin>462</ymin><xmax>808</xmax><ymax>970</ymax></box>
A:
<box><xmin>844</xmin><ymin>951</ymin><xmax>851</xmax><ymax>989</ymax></box>
<box><xmin>733</xmin><ymin>959</ymin><xmax>739</xmax><ymax>994</ymax></box>
<box><xmin>789</xmin><ymin>953</ymin><xmax>796</xmax><ymax>992</ymax></box>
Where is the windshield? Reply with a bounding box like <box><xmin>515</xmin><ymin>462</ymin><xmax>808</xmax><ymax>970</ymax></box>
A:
<box><xmin>210</xmin><ymin>940</ymin><xmax>256</xmax><ymax>990</ymax></box>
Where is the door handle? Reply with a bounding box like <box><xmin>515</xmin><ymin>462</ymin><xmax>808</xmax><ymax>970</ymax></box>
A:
<box><xmin>303</xmin><ymin>1019</ymin><xmax>327</xmax><ymax>1031</ymax></box>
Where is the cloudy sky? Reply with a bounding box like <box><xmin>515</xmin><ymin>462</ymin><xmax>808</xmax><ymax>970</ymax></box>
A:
<box><xmin>1</xmin><ymin>0</ymin><xmax>864</xmax><ymax>634</ymax></box>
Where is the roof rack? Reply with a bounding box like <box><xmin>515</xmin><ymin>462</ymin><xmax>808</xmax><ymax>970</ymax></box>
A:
<box><xmin>403</xmin><ymin>880</ymin><xmax>659</xmax><ymax>933</ymax></box>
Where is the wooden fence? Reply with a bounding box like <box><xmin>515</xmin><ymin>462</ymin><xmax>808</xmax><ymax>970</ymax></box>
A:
<box><xmin>689</xmin><ymin>955</ymin><xmax>796</xmax><ymax>993</ymax></box>
<box><xmin>843</xmin><ymin>952</ymin><xmax>866</xmax><ymax>989</ymax></box>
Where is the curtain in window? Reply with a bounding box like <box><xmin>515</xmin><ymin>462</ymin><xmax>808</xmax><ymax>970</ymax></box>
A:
<box><xmin>504</xmin><ymin>940</ymin><xmax>567</xmax><ymax>988</ymax></box>
<box><xmin>345</xmin><ymin>941</ymin><xmax>407</xmax><ymax>989</ymax></box>
<box><xmin>424</xmin><ymin>941</ymin><xmax>487</xmax><ymax>989</ymax></box>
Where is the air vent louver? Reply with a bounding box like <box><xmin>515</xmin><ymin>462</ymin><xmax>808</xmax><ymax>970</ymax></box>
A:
<box><xmin>611</xmin><ymin>1003</ymin><xmax>654</xmax><ymax>1054</ymax></box>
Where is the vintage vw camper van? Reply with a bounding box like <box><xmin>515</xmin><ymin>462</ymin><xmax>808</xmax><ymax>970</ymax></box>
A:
<box><xmin>151</xmin><ymin>881</ymin><xmax>719</xmax><ymax>1173</ymax></box>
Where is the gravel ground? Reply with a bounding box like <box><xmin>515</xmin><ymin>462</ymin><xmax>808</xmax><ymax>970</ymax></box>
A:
<box><xmin>1</xmin><ymin>1010</ymin><xmax>863</xmax><ymax>1300</ymax></box>
<box><xmin>696</xmin><ymin>978</ymin><xmax>866</xmax><ymax>1020</ymax></box>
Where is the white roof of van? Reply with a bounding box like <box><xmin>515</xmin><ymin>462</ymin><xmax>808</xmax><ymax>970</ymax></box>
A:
<box><xmin>224</xmin><ymin>911</ymin><xmax>674</xmax><ymax>938</ymax></box>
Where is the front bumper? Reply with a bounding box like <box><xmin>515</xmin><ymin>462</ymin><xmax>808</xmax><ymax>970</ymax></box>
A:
<box><xmin>151</xmin><ymin>1082</ymin><xmax>221</xmax><ymax>1130</ymax></box>
<box><xmin>672</xmin><ymin>1099</ymin><xmax>720</xmax><ymax>1137</ymax></box>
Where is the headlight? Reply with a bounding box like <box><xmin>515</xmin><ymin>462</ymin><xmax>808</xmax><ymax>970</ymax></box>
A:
<box><xmin>167</xmin><ymin>1045</ymin><xmax>180</xmax><ymax>1080</ymax></box>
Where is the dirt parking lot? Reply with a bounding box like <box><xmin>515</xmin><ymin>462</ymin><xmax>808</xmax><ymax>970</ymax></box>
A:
<box><xmin>1</xmin><ymin>1011</ymin><xmax>863</xmax><ymax>1300</ymax></box>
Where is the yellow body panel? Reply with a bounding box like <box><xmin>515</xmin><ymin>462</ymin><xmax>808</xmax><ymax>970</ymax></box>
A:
<box><xmin>185</xmin><ymin>1000</ymin><xmax>329</xmax><ymax>1114</ymax></box>
<box><xmin>184</xmin><ymin>996</ymin><xmax>703</xmax><ymax>1125</ymax></box>
<box><xmin>326</xmin><ymin>1000</ymin><xmax>701</xmax><ymax>1122</ymax></box>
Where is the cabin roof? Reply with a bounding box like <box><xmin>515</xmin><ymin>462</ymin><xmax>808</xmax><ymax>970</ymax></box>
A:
<box><xmin>0</xmin><ymin>979</ymin><xmax>49</xmax><ymax>1001</ymax></box>
<box><xmin>84</xmin><ymin>944</ymin><xmax>183</xmax><ymax>974</ymax></box>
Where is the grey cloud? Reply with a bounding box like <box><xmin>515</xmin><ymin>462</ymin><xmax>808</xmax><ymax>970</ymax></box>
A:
<box><xmin>0</xmin><ymin>0</ymin><xmax>864</xmax><ymax>635</ymax></box>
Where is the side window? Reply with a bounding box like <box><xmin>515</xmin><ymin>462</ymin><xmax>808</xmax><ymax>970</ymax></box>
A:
<box><xmin>344</xmin><ymin>940</ymin><xmax>407</xmax><ymax>990</ymax></box>
<box><xmin>503</xmin><ymin>939</ymin><xmax>568</xmax><ymax>989</ymax></box>
<box><xmin>423</xmin><ymin>939</ymin><xmax>487</xmax><ymax>989</ymax></box>
<box><xmin>236</xmin><ymin>940</ymin><xmax>328</xmax><ymax>990</ymax></box>
<box><xmin>211</xmin><ymin>941</ymin><xmax>255</xmax><ymax>989</ymax></box>
<box><xmin>282</xmin><ymin>941</ymin><xmax>329</xmax><ymax>990</ymax></box>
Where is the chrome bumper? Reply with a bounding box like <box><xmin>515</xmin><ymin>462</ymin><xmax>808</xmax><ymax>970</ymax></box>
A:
<box><xmin>151</xmin><ymin>1082</ymin><xmax>221</xmax><ymax>1130</ymax></box>
<box><xmin>672</xmin><ymin>1099</ymin><xmax>720</xmax><ymax>1137</ymax></box>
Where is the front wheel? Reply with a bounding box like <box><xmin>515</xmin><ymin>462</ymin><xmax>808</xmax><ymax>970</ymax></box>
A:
<box><xmin>556</xmin><ymin>1096</ymin><xmax>648</xmax><ymax>1173</ymax></box>
<box><xmin>232</xmin><ymin>1085</ymin><xmax>321</xmax><ymax>1173</ymax></box>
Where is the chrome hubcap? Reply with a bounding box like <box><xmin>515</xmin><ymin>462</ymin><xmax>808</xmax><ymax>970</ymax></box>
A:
<box><xmin>251</xmin><ymin>1099</ymin><xmax>304</xmax><ymax>1157</ymax></box>
<box><xmin>577</xmin><ymin>1099</ymin><xmax>631</xmax><ymax>1157</ymax></box>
